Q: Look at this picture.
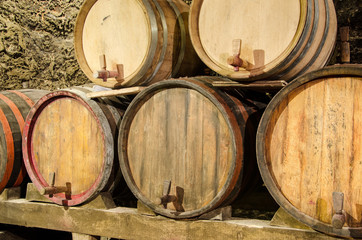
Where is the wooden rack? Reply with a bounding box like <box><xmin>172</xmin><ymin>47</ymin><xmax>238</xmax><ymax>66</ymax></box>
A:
<box><xmin>0</xmin><ymin>185</ymin><xmax>338</xmax><ymax>240</ymax></box>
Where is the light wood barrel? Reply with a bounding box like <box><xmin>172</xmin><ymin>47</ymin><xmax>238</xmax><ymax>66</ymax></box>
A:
<box><xmin>22</xmin><ymin>86</ymin><xmax>130</xmax><ymax>206</ymax></box>
<box><xmin>118</xmin><ymin>77</ymin><xmax>266</xmax><ymax>218</ymax></box>
<box><xmin>0</xmin><ymin>89</ymin><xmax>49</xmax><ymax>193</ymax></box>
<box><xmin>189</xmin><ymin>0</ymin><xmax>337</xmax><ymax>82</ymax></box>
<box><xmin>74</xmin><ymin>0</ymin><xmax>202</xmax><ymax>88</ymax></box>
<box><xmin>256</xmin><ymin>65</ymin><xmax>362</xmax><ymax>238</ymax></box>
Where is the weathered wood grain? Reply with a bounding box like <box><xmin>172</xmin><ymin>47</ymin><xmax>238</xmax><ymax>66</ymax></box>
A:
<box><xmin>119</xmin><ymin>77</ymin><xmax>265</xmax><ymax>218</ymax></box>
<box><xmin>31</xmin><ymin>98</ymin><xmax>104</xmax><ymax>195</ymax></box>
<box><xmin>22</xmin><ymin>87</ymin><xmax>130</xmax><ymax>206</ymax></box>
<box><xmin>257</xmin><ymin>65</ymin><xmax>362</xmax><ymax>238</ymax></box>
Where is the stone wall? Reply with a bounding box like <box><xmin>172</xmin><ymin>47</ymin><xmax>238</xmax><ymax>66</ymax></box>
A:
<box><xmin>0</xmin><ymin>0</ymin><xmax>88</xmax><ymax>90</ymax></box>
<box><xmin>333</xmin><ymin>0</ymin><xmax>361</xmax><ymax>63</ymax></box>
<box><xmin>0</xmin><ymin>0</ymin><xmax>360</xmax><ymax>90</ymax></box>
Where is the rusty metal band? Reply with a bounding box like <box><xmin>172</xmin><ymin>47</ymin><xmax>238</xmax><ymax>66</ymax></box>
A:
<box><xmin>273</xmin><ymin>0</ymin><xmax>316</xmax><ymax>78</ymax></box>
<box><xmin>130</xmin><ymin>0</ymin><xmax>160</xmax><ymax>85</ymax></box>
<box><xmin>167</xmin><ymin>0</ymin><xmax>186</xmax><ymax>77</ymax></box>
<box><xmin>293</xmin><ymin>0</ymin><xmax>332</xmax><ymax>78</ymax></box>
<box><xmin>143</xmin><ymin>0</ymin><xmax>169</xmax><ymax>85</ymax></box>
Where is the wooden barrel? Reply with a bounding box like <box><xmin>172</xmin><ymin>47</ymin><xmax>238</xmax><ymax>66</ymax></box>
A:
<box><xmin>74</xmin><ymin>0</ymin><xmax>202</xmax><ymax>89</ymax></box>
<box><xmin>118</xmin><ymin>77</ymin><xmax>266</xmax><ymax>218</ymax></box>
<box><xmin>22</xmin><ymin>86</ymin><xmax>130</xmax><ymax>206</ymax></box>
<box><xmin>0</xmin><ymin>89</ymin><xmax>49</xmax><ymax>193</ymax></box>
<box><xmin>189</xmin><ymin>0</ymin><xmax>337</xmax><ymax>82</ymax></box>
<box><xmin>256</xmin><ymin>65</ymin><xmax>362</xmax><ymax>238</ymax></box>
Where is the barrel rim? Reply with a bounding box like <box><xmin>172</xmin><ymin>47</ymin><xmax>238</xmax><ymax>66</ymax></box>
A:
<box><xmin>256</xmin><ymin>65</ymin><xmax>362</xmax><ymax>238</ymax></box>
<box><xmin>22</xmin><ymin>89</ymin><xmax>114</xmax><ymax>206</ymax></box>
<box><xmin>118</xmin><ymin>77</ymin><xmax>244</xmax><ymax>218</ymax></box>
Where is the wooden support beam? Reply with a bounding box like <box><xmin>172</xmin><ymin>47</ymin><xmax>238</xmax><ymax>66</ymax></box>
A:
<box><xmin>25</xmin><ymin>183</ymin><xmax>54</xmax><ymax>203</ymax></box>
<box><xmin>0</xmin><ymin>231</ymin><xmax>25</xmax><ymax>240</ymax></box>
<box><xmin>198</xmin><ymin>206</ymin><xmax>232</xmax><ymax>221</ymax></box>
<box><xmin>80</xmin><ymin>192</ymin><xmax>116</xmax><ymax>210</ymax></box>
<box><xmin>137</xmin><ymin>201</ymin><xmax>157</xmax><ymax>216</ymax></box>
<box><xmin>86</xmin><ymin>87</ymin><xmax>145</xmax><ymax>99</ymax></box>
<box><xmin>72</xmin><ymin>233</ymin><xmax>98</xmax><ymax>240</ymax></box>
<box><xmin>212</xmin><ymin>80</ymin><xmax>287</xmax><ymax>91</ymax></box>
<box><xmin>0</xmin><ymin>187</ymin><xmax>21</xmax><ymax>201</ymax></box>
<box><xmin>270</xmin><ymin>207</ymin><xmax>312</xmax><ymax>230</ymax></box>
<box><xmin>0</xmin><ymin>199</ymin><xmax>338</xmax><ymax>240</ymax></box>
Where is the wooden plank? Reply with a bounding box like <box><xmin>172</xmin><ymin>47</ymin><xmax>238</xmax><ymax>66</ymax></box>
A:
<box><xmin>137</xmin><ymin>201</ymin><xmax>156</xmax><ymax>216</ymax></box>
<box><xmin>86</xmin><ymin>87</ymin><xmax>146</xmax><ymax>98</ymax></box>
<box><xmin>211</xmin><ymin>80</ymin><xmax>287</xmax><ymax>91</ymax></box>
<box><xmin>0</xmin><ymin>199</ymin><xmax>338</xmax><ymax>240</ymax></box>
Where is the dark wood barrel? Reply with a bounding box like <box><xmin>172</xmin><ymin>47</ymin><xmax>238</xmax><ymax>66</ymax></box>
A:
<box><xmin>74</xmin><ymin>0</ymin><xmax>202</xmax><ymax>88</ymax></box>
<box><xmin>256</xmin><ymin>65</ymin><xmax>362</xmax><ymax>238</ymax></box>
<box><xmin>189</xmin><ymin>0</ymin><xmax>337</xmax><ymax>82</ymax></box>
<box><xmin>118</xmin><ymin>77</ymin><xmax>266</xmax><ymax>218</ymax></box>
<box><xmin>0</xmin><ymin>89</ymin><xmax>49</xmax><ymax>193</ymax></box>
<box><xmin>22</xmin><ymin>86</ymin><xmax>130</xmax><ymax>206</ymax></box>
